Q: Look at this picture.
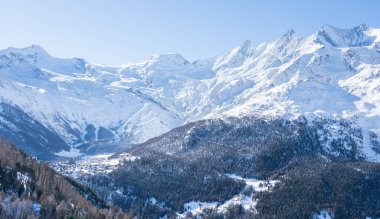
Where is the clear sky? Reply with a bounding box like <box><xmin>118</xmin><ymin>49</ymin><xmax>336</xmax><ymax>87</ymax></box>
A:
<box><xmin>0</xmin><ymin>0</ymin><xmax>379</xmax><ymax>65</ymax></box>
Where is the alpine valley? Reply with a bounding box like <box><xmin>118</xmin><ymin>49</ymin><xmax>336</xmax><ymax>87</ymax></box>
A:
<box><xmin>1</xmin><ymin>24</ymin><xmax>380</xmax><ymax>218</ymax></box>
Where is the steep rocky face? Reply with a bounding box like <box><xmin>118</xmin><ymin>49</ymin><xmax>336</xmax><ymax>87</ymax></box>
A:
<box><xmin>0</xmin><ymin>24</ymin><xmax>379</xmax><ymax>159</ymax></box>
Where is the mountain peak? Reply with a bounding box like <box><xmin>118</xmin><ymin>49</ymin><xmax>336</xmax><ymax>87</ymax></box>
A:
<box><xmin>212</xmin><ymin>40</ymin><xmax>255</xmax><ymax>70</ymax></box>
<box><xmin>147</xmin><ymin>53</ymin><xmax>189</xmax><ymax>66</ymax></box>
<box><xmin>354</xmin><ymin>23</ymin><xmax>370</xmax><ymax>31</ymax></box>
<box><xmin>316</xmin><ymin>24</ymin><xmax>375</xmax><ymax>47</ymax></box>
<box><xmin>239</xmin><ymin>40</ymin><xmax>253</xmax><ymax>50</ymax></box>
<box><xmin>321</xmin><ymin>24</ymin><xmax>370</xmax><ymax>34</ymax></box>
<box><xmin>0</xmin><ymin>45</ymin><xmax>50</xmax><ymax>57</ymax></box>
<box><xmin>24</xmin><ymin>44</ymin><xmax>48</xmax><ymax>53</ymax></box>
<box><xmin>284</xmin><ymin>29</ymin><xmax>296</xmax><ymax>37</ymax></box>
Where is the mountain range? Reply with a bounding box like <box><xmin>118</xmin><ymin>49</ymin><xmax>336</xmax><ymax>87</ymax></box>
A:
<box><xmin>0</xmin><ymin>24</ymin><xmax>379</xmax><ymax>161</ymax></box>
<box><xmin>1</xmin><ymin>24</ymin><xmax>380</xmax><ymax>218</ymax></box>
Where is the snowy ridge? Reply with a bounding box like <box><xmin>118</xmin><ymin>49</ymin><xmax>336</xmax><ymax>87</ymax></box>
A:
<box><xmin>0</xmin><ymin>24</ymin><xmax>380</xmax><ymax>159</ymax></box>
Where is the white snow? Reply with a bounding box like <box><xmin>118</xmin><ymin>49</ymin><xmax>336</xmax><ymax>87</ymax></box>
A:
<box><xmin>226</xmin><ymin>174</ymin><xmax>279</xmax><ymax>192</ymax></box>
<box><xmin>313</xmin><ymin>210</ymin><xmax>333</xmax><ymax>219</ymax></box>
<box><xmin>148</xmin><ymin>197</ymin><xmax>157</xmax><ymax>205</ymax></box>
<box><xmin>182</xmin><ymin>201</ymin><xmax>218</xmax><ymax>215</ymax></box>
<box><xmin>180</xmin><ymin>174</ymin><xmax>279</xmax><ymax>217</ymax></box>
<box><xmin>54</xmin><ymin>145</ymin><xmax>82</xmax><ymax>158</ymax></box>
<box><xmin>52</xmin><ymin>152</ymin><xmax>138</xmax><ymax>177</ymax></box>
<box><xmin>16</xmin><ymin>172</ymin><xmax>31</xmax><ymax>191</ymax></box>
<box><xmin>1</xmin><ymin>24</ymin><xmax>380</xmax><ymax>160</ymax></box>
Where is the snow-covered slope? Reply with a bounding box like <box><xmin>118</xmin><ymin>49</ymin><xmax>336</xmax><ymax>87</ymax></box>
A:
<box><xmin>0</xmin><ymin>24</ymin><xmax>379</xmax><ymax>159</ymax></box>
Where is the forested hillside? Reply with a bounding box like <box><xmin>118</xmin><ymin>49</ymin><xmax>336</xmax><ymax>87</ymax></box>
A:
<box><xmin>0</xmin><ymin>139</ymin><xmax>125</xmax><ymax>219</ymax></box>
<box><xmin>75</xmin><ymin>116</ymin><xmax>380</xmax><ymax>218</ymax></box>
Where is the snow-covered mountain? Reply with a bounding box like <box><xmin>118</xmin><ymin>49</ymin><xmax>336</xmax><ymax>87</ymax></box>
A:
<box><xmin>0</xmin><ymin>24</ymin><xmax>380</xmax><ymax>159</ymax></box>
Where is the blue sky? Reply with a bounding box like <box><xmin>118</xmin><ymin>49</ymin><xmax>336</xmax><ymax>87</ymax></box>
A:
<box><xmin>0</xmin><ymin>0</ymin><xmax>379</xmax><ymax>65</ymax></box>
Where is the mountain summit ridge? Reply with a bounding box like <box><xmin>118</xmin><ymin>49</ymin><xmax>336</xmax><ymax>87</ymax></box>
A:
<box><xmin>316</xmin><ymin>24</ymin><xmax>378</xmax><ymax>47</ymax></box>
<box><xmin>0</xmin><ymin>24</ymin><xmax>379</xmax><ymax>160</ymax></box>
